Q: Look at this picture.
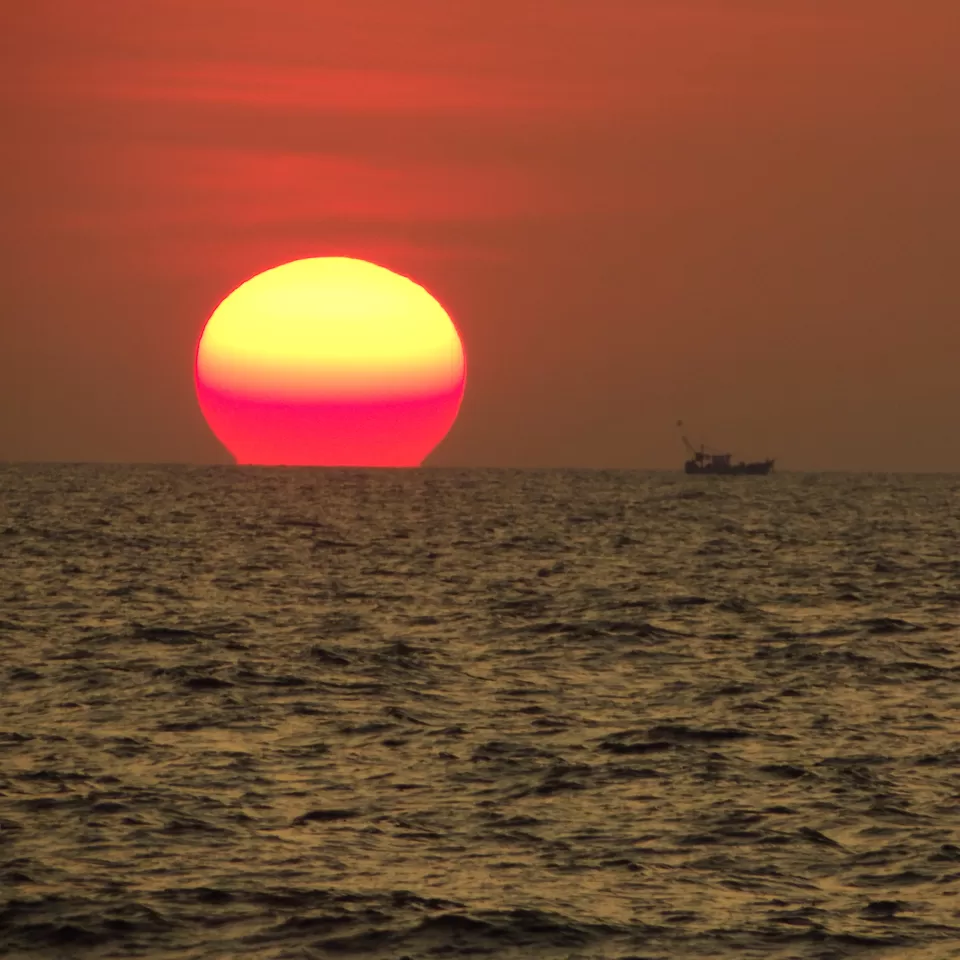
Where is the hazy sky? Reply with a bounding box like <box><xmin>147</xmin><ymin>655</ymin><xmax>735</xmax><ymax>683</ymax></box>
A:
<box><xmin>3</xmin><ymin>1</ymin><xmax>958</xmax><ymax>469</ymax></box>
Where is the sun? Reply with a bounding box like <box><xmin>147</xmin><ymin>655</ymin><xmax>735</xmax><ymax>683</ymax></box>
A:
<box><xmin>194</xmin><ymin>258</ymin><xmax>466</xmax><ymax>466</ymax></box>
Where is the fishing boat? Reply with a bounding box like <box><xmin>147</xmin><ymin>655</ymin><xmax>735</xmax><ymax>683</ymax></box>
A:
<box><xmin>678</xmin><ymin>422</ymin><xmax>774</xmax><ymax>475</ymax></box>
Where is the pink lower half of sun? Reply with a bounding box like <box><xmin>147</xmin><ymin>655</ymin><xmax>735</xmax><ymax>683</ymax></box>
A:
<box><xmin>196</xmin><ymin>382</ymin><xmax>465</xmax><ymax>466</ymax></box>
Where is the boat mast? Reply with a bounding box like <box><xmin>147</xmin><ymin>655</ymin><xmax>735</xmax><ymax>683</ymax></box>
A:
<box><xmin>676</xmin><ymin>420</ymin><xmax>701</xmax><ymax>458</ymax></box>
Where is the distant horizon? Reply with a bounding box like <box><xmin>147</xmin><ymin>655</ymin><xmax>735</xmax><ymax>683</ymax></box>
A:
<box><xmin>3</xmin><ymin>459</ymin><xmax>958</xmax><ymax>476</ymax></box>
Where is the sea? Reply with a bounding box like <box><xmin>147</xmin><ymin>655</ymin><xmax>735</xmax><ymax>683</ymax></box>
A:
<box><xmin>1</xmin><ymin>465</ymin><xmax>959</xmax><ymax>960</ymax></box>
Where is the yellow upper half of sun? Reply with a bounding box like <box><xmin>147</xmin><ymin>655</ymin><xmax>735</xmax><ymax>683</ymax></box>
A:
<box><xmin>196</xmin><ymin>258</ymin><xmax>465</xmax><ymax>400</ymax></box>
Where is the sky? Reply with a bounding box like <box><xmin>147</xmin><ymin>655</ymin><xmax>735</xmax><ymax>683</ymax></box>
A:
<box><xmin>2</xmin><ymin>0</ymin><xmax>958</xmax><ymax>470</ymax></box>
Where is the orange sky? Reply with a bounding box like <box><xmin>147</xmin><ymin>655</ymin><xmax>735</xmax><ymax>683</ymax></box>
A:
<box><xmin>2</xmin><ymin>0</ymin><xmax>958</xmax><ymax>469</ymax></box>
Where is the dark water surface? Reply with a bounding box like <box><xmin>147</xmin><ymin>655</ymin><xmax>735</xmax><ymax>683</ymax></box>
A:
<box><xmin>2</xmin><ymin>466</ymin><xmax>959</xmax><ymax>959</ymax></box>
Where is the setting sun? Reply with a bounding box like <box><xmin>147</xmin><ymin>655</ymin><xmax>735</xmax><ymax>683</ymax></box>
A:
<box><xmin>194</xmin><ymin>257</ymin><xmax>466</xmax><ymax>466</ymax></box>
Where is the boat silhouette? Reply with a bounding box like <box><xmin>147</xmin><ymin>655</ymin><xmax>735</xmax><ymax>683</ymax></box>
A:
<box><xmin>677</xmin><ymin>422</ymin><xmax>774</xmax><ymax>475</ymax></box>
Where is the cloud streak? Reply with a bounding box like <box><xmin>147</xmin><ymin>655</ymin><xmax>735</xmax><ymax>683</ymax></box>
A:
<box><xmin>48</xmin><ymin>143</ymin><xmax>565</xmax><ymax>230</ymax></box>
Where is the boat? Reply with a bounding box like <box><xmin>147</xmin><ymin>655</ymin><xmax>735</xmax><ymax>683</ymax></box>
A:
<box><xmin>678</xmin><ymin>422</ymin><xmax>774</xmax><ymax>475</ymax></box>
<box><xmin>684</xmin><ymin>450</ymin><xmax>774</xmax><ymax>475</ymax></box>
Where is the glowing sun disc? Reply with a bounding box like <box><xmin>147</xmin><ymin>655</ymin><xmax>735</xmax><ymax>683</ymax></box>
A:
<box><xmin>195</xmin><ymin>258</ymin><xmax>466</xmax><ymax>466</ymax></box>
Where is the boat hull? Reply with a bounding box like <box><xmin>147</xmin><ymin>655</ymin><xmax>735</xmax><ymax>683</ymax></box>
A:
<box><xmin>684</xmin><ymin>459</ymin><xmax>774</xmax><ymax>476</ymax></box>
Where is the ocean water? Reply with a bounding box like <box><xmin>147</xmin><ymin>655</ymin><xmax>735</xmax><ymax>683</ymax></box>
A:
<box><xmin>1</xmin><ymin>465</ymin><xmax>959</xmax><ymax>960</ymax></box>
